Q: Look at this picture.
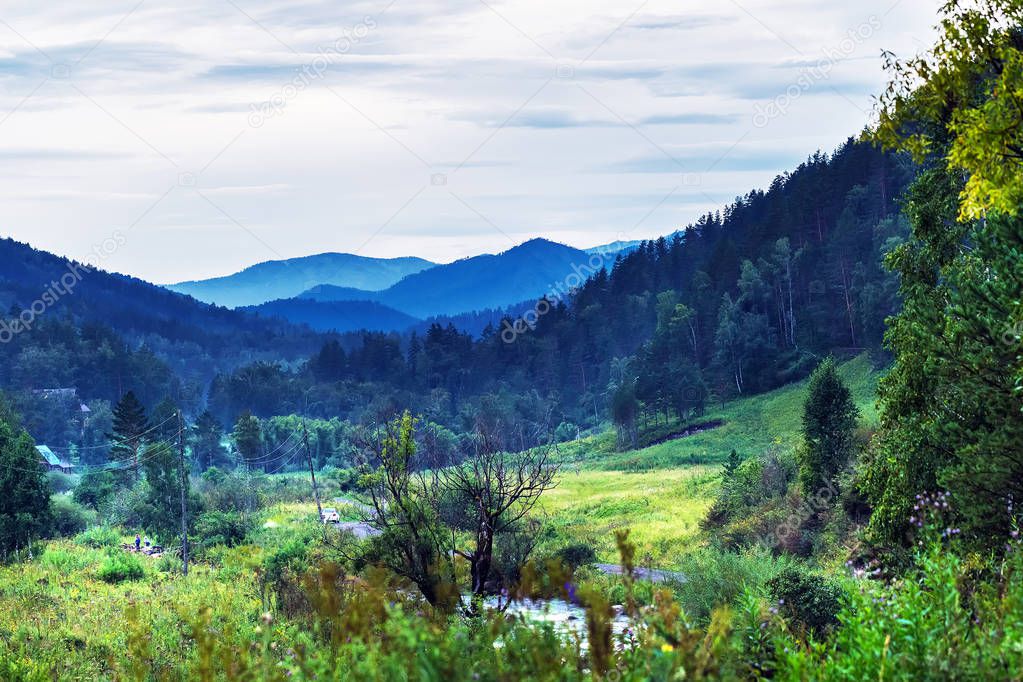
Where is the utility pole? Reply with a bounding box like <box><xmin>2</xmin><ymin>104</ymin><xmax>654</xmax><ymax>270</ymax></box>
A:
<box><xmin>177</xmin><ymin>410</ymin><xmax>189</xmax><ymax>577</ymax></box>
<box><xmin>302</xmin><ymin>421</ymin><xmax>323</xmax><ymax>521</ymax></box>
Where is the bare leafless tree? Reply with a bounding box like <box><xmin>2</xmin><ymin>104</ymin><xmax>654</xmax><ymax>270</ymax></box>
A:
<box><xmin>442</xmin><ymin>430</ymin><xmax>557</xmax><ymax>611</ymax></box>
<box><xmin>352</xmin><ymin>411</ymin><xmax>558</xmax><ymax>616</ymax></box>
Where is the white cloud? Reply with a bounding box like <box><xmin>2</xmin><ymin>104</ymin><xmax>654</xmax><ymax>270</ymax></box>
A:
<box><xmin>0</xmin><ymin>0</ymin><xmax>941</xmax><ymax>282</ymax></box>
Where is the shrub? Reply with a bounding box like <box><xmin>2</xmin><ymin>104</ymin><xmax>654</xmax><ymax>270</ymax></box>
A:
<box><xmin>194</xmin><ymin>510</ymin><xmax>253</xmax><ymax>550</ymax></box>
<box><xmin>74</xmin><ymin>525</ymin><xmax>121</xmax><ymax>549</ymax></box>
<box><xmin>767</xmin><ymin>565</ymin><xmax>844</xmax><ymax>635</ymax></box>
<box><xmin>199</xmin><ymin>471</ymin><xmax>265</xmax><ymax>513</ymax></box>
<box><xmin>555</xmin><ymin>422</ymin><xmax>579</xmax><ymax>443</ymax></box>
<box><xmin>48</xmin><ymin>495</ymin><xmax>95</xmax><ymax>537</ymax></box>
<box><xmin>72</xmin><ymin>469</ymin><xmax>117</xmax><ymax>510</ymax></box>
<box><xmin>97</xmin><ymin>551</ymin><xmax>146</xmax><ymax>583</ymax></box>
<box><xmin>552</xmin><ymin>543</ymin><xmax>598</xmax><ymax>569</ymax></box>
<box><xmin>328</xmin><ymin>467</ymin><xmax>363</xmax><ymax>493</ymax></box>
<box><xmin>47</xmin><ymin>472</ymin><xmax>76</xmax><ymax>494</ymax></box>
<box><xmin>673</xmin><ymin>546</ymin><xmax>790</xmax><ymax>623</ymax></box>
<box><xmin>154</xmin><ymin>553</ymin><xmax>180</xmax><ymax>574</ymax></box>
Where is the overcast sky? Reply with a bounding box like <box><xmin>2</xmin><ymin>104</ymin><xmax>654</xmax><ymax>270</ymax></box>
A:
<box><xmin>0</xmin><ymin>0</ymin><xmax>939</xmax><ymax>283</ymax></box>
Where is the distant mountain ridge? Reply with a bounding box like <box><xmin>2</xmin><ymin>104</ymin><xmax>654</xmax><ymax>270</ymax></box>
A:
<box><xmin>242</xmin><ymin>298</ymin><xmax>419</xmax><ymax>334</ymax></box>
<box><xmin>299</xmin><ymin>238</ymin><xmax>612</xmax><ymax>318</ymax></box>
<box><xmin>166</xmin><ymin>253</ymin><xmax>436</xmax><ymax>308</ymax></box>
<box><xmin>233</xmin><ymin>238</ymin><xmax>613</xmax><ymax>333</ymax></box>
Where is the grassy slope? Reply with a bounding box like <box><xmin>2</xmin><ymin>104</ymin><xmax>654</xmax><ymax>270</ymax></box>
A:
<box><xmin>543</xmin><ymin>355</ymin><xmax>883</xmax><ymax>566</ymax></box>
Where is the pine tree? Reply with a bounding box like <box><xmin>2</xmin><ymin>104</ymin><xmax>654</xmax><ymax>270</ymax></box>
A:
<box><xmin>0</xmin><ymin>398</ymin><xmax>51</xmax><ymax>556</ymax></box>
<box><xmin>723</xmin><ymin>449</ymin><xmax>742</xmax><ymax>478</ymax></box>
<box><xmin>108</xmin><ymin>391</ymin><xmax>149</xmax><ymax>484</ymax></box>
<box><xmin>800</xmin><ymin>358</ymin><xmax>858</xmax><ymax>493</ymax></box>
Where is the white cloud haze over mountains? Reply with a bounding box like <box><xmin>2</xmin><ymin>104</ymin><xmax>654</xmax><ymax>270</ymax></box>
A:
<box><xmin>0</xmin><ymin>0</ymin><xmax>938</xmax><ymax>282</ymax></box>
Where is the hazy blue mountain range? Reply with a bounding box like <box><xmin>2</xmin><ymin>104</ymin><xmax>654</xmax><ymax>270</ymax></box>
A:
<box><xmin>165</xmin><ymin>253</ymin><xmax>436</xmax><ymax>308</ymax></box>
<box><xmin>296</xmin><ymin>238</ymin><xmax>610</xmax><ymax>319</ymax></box>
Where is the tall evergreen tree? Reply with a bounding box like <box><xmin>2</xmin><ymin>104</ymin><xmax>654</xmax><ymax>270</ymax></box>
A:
<box><xmin>108</xmin><ymin>391</ymin><xmax>149</xmax><ymax>484</ymax></box>
<box><xmin>800</xmin><ymin>358</ymin><xmax>858</xmax><ymax>493</ymax></box>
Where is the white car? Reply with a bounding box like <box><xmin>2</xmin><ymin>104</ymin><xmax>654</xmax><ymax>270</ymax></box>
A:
<box><xmin>321</xmin><ymin>508</ymin><xmax>340</xmax><ymax>524</ymax></box>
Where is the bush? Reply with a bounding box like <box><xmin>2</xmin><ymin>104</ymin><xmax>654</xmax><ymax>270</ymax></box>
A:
<box><xmin>49</xmin><ymin>495</ymin><xmax>95</xmax><ymax>537</ymax></box>
<box><xmin>97</xmin><ymin>551</ymin><xmax>146</xmax><ymax>583</ymax></box>
<box><xmin>194</xmin><ymin>510</ymin><xmax>253</xmax><ymax>550</ymax></box>
<box><xmin>47</xmin><ymin>472</ymin><xmax>76</xmax><ymax>494</ymax></box>
<box><xmin>767</xmin><ymin>565</ymin><xmax>844</xmax><ymax>635</ymax></box>
<box><xmin>671</xmin><ymin>546</ymin><xmax>792</xmax><ymax>622</ymax></box>
<box><xmin>75</xmin><ymin>525</ymin><xmax>122</xmax><ymax>549</ymax></box>
<box><xmin>72</xmin><ymin>469</ymin><xmax>117</xmax><ymax>510</ymax></box>
<box><xmin>327</xmin><ymin>467</ymin><xmax>363</xmax><ymax>493</ymax></box>
<box><xmin>555</xmin><ymin>422</ymin><xmax>579</xmax><ymax>443</ymax></box>
<box><xmin>552</xmin><ymin>543</ymin><xmax>598</xmax><ymax>569</ymax></box>
<box><xmin>198</xmin><ymin>471</ymin><xmax>265</xmax><ymax>513</ymax></box>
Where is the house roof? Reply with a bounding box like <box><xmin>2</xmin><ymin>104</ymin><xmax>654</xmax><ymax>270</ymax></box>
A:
<box><xmin>35</xmin><ymin>445</ymin><xmax>62</xmax><ymax>467</ymax></box>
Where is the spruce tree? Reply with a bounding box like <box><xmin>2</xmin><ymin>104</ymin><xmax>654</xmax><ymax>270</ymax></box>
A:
<box><xmin>108</xmin><ymin>391</ymin><xmax>149</xmax><ymax>484</ymax></box>
<box><xmin>800</xmin><ymin>358</ymin><xmax>858</xmax><ymax>493</ymax></box>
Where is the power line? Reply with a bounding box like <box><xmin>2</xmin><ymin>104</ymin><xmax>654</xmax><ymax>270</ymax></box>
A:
<box><xmin>47</xmin><ymin>410</ymin><xmax>182</xmax><ymax>452</ymax></box>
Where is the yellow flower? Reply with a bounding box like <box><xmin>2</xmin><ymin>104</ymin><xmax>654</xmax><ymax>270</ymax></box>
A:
<box><xmin>661</xmin><ymin>643</ymin><xmax>675</xmax><ymax>653</ymax></box>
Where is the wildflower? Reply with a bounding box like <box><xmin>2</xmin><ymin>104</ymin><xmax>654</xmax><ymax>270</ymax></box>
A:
<box><xmin>261</xmin><ymin>612</ymin><xmax>273</xmax><ymax>625</ymax></box>
<box><xmin>661</xmin><ymin>643</ymin><xmax>674</xmax><ymax>653</ymax></box>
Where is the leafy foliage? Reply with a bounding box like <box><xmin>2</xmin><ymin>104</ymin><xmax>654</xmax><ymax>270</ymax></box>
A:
<box><xmin>0</xmin><ymin>398</ymin><xmax>51</xmax><ymax>556</ymax></box>
<box><xmin>96</xmin><ymin>551</ymin><xmax>146</xmax><ymax>583</ymax></box>
<box><xmin>767</xmin><ymin>565</ymin><xmax>844</xmax><ymax>635</ymax></box>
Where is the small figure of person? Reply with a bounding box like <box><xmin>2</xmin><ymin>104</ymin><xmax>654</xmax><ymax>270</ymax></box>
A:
<box><xmin>134</xmin><ymin>534</ymin><xmax>141</xmax><ymax>552</ymax></box>
<box><xmin>143</xmin><ymin>537</ymin><xmax>151</xmax><ymax>553</ymax></box>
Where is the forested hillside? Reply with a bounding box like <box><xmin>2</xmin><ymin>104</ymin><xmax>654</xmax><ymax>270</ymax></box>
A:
<box><xmin>209</xmin><ymin>139</ymin><xmax>913</xmax><ymax>440</ymax></box>
<box><xmin>1</xmin><ymin>138</ymin><xmax>910</xmax><ymax>446</ymax></box>
<box><xmin>0</xmin><ymin>239</ymin><xmax>323</xmax><ymax>409</ymax></box>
